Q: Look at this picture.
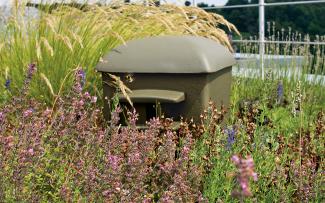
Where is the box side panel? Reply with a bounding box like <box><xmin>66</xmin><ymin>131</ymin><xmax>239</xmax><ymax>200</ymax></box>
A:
<box><xmin>202</xmin><ymin>67</ymin><xmax>232</xmax><ymax>120</ymax></box>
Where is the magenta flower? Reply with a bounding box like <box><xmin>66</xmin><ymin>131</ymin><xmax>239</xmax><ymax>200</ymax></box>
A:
<box><xmin>0</xmin><ymin>111</ymin><xmax>4</xmax><ymax>123</ymax></box>
<box><xmin>78</xmin><ymin>100</ymin><xmax>84</xmax><ymax>106</ymax></box>
<box><xmin>42</xmin><ymin>108</ymin><xmax>52</xmax><ymax>117</ymax></box>
<box><xmin>91</xmin><ymin>96</ymin><xmax>97</xmax><ymax>103</ymax></box>
<box><xmin>108</xmin><ymin>154</ymin><xmax>120</xmax><ymax>170</ymax></box>
<box><xmin>23</xmin><ymin>109</ymin><xmax>33</xmax><ymax>118</ymax></box>
<box><xmin>84</xmin><ymin>92</ymin><xmax>91</xmax><ymax>99</ymax></box>
<box><xmin>102</xmin><ymin>190</ymin><xmax>110</xmax><ymax>197</ymax></box>
<box><xmin>231</xmin><ymin>155</ymin><xmax>240</xmax><ymax>164</ymax></box>
<box><xmin>128</xmin><ymin>152</ymin><xmax>141</xmax><ymax>164</ymax></box>
<box><xmin>3</xmin><ymin>136</ymin><xmax>14</xmax><ymax>148</ymax></box>
<box><xmin>28</xmin><ymin>148</ymin><xmax>34</xmax><ymax>156</ymax></box>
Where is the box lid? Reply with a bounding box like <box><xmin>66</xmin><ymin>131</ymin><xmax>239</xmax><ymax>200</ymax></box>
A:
<box><xmin>96</xmin><ymin>35</ymin><xmax>236</xmax><ymax>73</ymax></box>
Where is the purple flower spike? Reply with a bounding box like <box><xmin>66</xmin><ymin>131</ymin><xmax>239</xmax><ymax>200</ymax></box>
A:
<box><xmin>277</xmin><ymin>81</ymin><xmax>284</xmax><ymax>103</ymax></box>
<box><xmin>226</xmin><ymin>126</ymin><xmax>236</xmax><ymax>150</ymax></box>
<box><xmin>27</xmin><ymin>63</ymin><xmax>37</xmax><ymax>79</ymax></box>
<box><xmin>4</xmin><ymin>79</ymin><xmax>11</xmax><ymax>90</ymax></box>
<box><xmin>74</xmin><ymin>68</ymin><xmax>86</xmax><ymax>93</ymax></box>
<box><xmin>77</xmin><ymin>69</ymin><xmax>86</xmax><ymax>88</ymax></box>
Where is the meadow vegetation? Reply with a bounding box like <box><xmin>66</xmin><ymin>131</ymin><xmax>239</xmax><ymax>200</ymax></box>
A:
<box><xmin>0</xmin><ymin>2</ymin><xmax>324</xmax><ymax>202</ymax></box>
<box><xmin>0</xmin><ymin>2</ymin><xmax>237</xmax><ymax>104</ymax></box>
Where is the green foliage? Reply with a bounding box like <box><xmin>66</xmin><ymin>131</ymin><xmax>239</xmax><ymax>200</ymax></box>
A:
<box><xmin>199</xmin><ymin>75</ymin><xmax>324</xmax><ymax>202</ymax></box>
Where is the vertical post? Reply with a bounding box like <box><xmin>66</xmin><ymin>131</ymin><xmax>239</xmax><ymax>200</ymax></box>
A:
<box><xmin>193</xmin><ymin>0</ymin><xmax>196</xmax><ymax>7</ymax></box>
<box><xmin>259</xmin><ymin>0</ymin><xmax>265</xmax><ymax>80</ymax></box>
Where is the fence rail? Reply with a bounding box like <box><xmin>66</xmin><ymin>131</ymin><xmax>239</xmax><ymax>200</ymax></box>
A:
<box><xmin>201</xmin><ymin>0</ymin><xmax>325</xmax><ymax>79</ymax></box>
<box><xmin>232</xmin><ymin>40</ymin><xmax>325</xmax><ymax>46</ymax></box>
<box><xmin>202</xmin><ymin>0</ymin><xmax>325</xmax><ymax>10</ymax></box>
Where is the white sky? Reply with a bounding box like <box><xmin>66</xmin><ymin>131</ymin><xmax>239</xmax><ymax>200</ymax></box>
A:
<box><xmin>0</xmin><ymin>0</ymin><xmax>228</xmax><ymax>6</ymax></box>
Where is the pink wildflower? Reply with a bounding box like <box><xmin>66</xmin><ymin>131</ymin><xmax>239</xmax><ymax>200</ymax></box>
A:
<box><xmin>91</xmin><ymin>96</ymin><xmax>97</xmax><ymax>103</ymax></box>
<box><xmin>23</xmin><ymin>109</ymin><xmax>33</xmax><ymax>118</ymax></box>
<box><xmin>231</xmin><ymin>154</ymin><xmax>258</xmax><ymax>198</ymax></box>
<box><xmin>28</xmin><ymin>148</ymin><xmax>34</xmax><ymax>156</ymax></box>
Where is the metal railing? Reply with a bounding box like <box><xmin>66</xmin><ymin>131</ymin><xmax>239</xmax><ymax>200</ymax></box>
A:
<box><xmin>201</xmin><ymin>0</ymin><xmax>325</xmax><ymax>80</ymax></box>
<box><xmin>232</xmin><ymin>40</ymin><xmax>325</xmax><ymax>46</ymax></box>
<box><xmin>202</xmin><ymin>0</ymin><xmax>325</xmax><ymax>9</ymax></box>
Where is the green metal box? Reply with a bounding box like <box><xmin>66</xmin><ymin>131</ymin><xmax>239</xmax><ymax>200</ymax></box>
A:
<box><xmin>96</xmin><ymin>35</ymin><xmax>235</xmax><ymax>124</ymax></box>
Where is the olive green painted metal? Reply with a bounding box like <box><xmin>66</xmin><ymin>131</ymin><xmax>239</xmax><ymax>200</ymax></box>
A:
<box><xmin>97</xmin><ymin>35</ymin><xmax>236</xmax><ymax>124</ymax></box>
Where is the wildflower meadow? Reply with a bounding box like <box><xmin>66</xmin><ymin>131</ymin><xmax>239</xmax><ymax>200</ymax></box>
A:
<box><xmin>0</xmin><ymin>2</ymin><xmax>324</xmax><ymax>202</ymax></box>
